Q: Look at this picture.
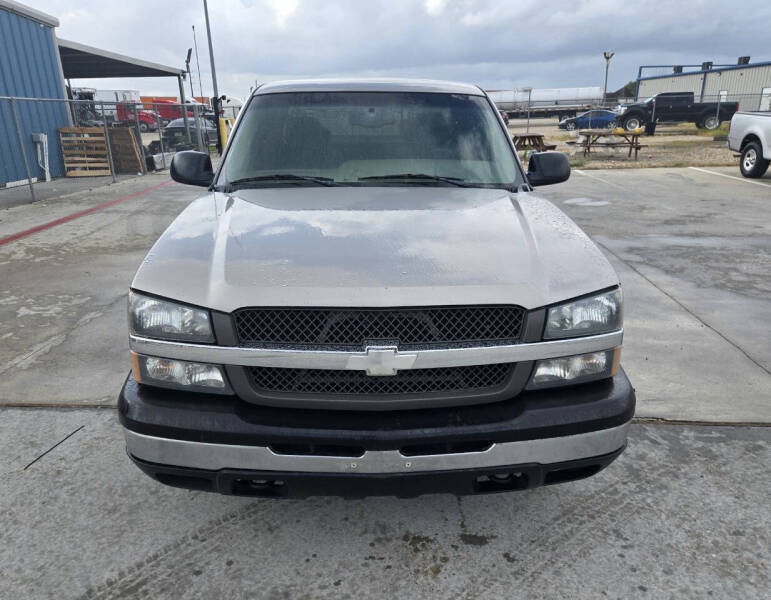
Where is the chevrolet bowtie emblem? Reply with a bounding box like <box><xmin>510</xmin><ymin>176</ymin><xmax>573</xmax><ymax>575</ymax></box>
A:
<box><xmin>346</xmin><ymin>346</ymin><xmax>418</xmax><ymax>376</ymax></box>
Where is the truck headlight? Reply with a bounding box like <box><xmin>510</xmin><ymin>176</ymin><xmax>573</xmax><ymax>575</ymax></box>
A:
<box><xmin>545</xmin><ymin>288</ymin><xmax>622</xmax><ymax>339</ymax></box>
<box><xmin>132</xmin><ymin>352</ymin><xmax>231</xmax><ymax>394</ymax></box>
<box><xmin>526</xmin><ymin>348</ymin><xmax>619</xmax><ymax>389</ymax></box>
<box><xmin>129</xmin><ymin>291</ymin><xmax>214</xmax><ymax>343</ymax></box>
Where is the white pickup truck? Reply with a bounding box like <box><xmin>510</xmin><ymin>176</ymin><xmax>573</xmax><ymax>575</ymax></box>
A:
<box><xmin>728</xmin><ymin>112</ymin><xmax>771</xmax><ymax>178</ymax></box>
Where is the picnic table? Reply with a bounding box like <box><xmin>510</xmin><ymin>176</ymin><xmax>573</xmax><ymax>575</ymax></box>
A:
<box><xmin>511</xmin><ymin>133</ymin><xmax>557</xmax><ymax>152</ymax></box>
<box><xmin>575</xmin><ymin>129</ymin><xmax>644</xmax><ymax>159</ymax></box>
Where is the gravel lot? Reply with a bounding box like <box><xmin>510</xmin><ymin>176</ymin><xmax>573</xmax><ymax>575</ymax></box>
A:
<box><xmin>0</xmin><ymin>166</ymin><xmax>768</xmax><ymax>599</ymax></box>
<box><xmin>508</xmin><ymin>118</ymin><xmax>737</xmax><ymax>169</ymax></box>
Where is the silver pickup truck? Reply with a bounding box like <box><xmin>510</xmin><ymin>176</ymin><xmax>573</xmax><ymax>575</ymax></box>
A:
<box><xmin>728</xmin><ymin>111</ymin><xmax>771</xmax><ymax>178</ymax></box>
<box><xmin>120</xmin><ymin>79</ymin><xmax>634</xmax><ymax>498</ymax></box>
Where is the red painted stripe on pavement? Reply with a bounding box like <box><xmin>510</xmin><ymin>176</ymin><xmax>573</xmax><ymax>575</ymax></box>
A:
<box><xmin>0</xmin><ymin>180</ymin><xmax>174</xmax><ymax>247</ymax></box>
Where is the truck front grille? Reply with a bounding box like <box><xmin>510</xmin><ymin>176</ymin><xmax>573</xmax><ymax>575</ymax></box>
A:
<box><xmin>247</xmin><ymin>363</ymin><xmax>514</xmax><ymax>396</ymax></box>
<box><xmin>233</xmin><ymin>306</ymin><xmax>525</xmax><ymax>349</ymax></box>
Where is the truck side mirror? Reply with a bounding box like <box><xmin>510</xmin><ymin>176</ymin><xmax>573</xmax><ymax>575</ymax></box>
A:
<box><xmin>527</xmin><ymin>151</ymin><xmax>571</xmax><ymax>186</ymax></box>
<box><xmin>170</xmin><ymin>151</ymin><xmax>214</xmax><ymax>187</ymax></box>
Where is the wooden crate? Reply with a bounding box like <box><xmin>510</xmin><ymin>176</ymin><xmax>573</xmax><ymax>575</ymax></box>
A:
<box><xmin>107</xmin><ymin>127</ymin><xmax>143</xmax><ymax>174</ymax></box>
<box><xmin>59</xmin><ymin>127</ymin><xmax>111</xmax><ymax>177</ymax></box>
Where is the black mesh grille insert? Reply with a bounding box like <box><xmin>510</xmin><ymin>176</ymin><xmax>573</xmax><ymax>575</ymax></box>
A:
<box><xmin>248</xmin><ymin>363</ymin><xmax>514</xmax><ymax>396</ymax></box>
<box><xmin>234</xmin><ymin>306</ymin><xmax>525</xmax><ymax>349</ymax></box>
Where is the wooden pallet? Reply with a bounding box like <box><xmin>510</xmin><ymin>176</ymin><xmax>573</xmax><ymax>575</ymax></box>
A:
<box><xmin>107</xmin><ymin>127</ymin><xmax>143</xmax><ymax>174</ymax></box>
<box><xmin>59</xmin><ymin>127</ymin><xmax>111</xmax><ymax>177</ymax></box>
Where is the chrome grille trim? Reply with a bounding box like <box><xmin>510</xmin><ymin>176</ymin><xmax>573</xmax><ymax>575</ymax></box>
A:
<box><xmin>129</xmin><ymin>330</ymin><xmax>623</xmax><ymax>370</ymax></box>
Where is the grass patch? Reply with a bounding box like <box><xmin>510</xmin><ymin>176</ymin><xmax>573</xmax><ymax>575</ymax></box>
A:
<box><xmin>693</xmin><ymin>122</ymin><xmax>730</xmax><ymax>137</ymax></box>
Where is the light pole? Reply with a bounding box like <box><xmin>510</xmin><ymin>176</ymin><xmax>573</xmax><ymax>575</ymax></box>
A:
<box><xmin>603</xmin><ymin>51</ymin><xmax>615</xmax><ymax>105</ymax></box>
<box><xmin>185</xmin><ymin>48</ymin><xmax>194</xmax><ymax>99</ymax></box>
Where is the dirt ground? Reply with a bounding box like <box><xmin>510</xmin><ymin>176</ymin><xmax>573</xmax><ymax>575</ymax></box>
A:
<box><xmin>507</xmin><ymin>118</ymin><xmax>738</xmax><ymax>170</ymax></box>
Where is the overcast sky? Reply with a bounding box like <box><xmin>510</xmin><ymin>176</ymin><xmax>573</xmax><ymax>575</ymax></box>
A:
<box><xmin>33</xmin><ymin>0</ymin><xmax>771</xmax><ymax>100</ymax></box>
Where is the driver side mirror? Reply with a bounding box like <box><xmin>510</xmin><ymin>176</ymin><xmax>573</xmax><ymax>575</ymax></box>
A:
<box><xmin>527</xmin><ymin>151</ymin><xmax>571</xmax><ymax>186</ymax></box>
<box><xmin>170</xmin><ymin>151</ymin><xmax>214</xmax><ymax>187</ymax></box>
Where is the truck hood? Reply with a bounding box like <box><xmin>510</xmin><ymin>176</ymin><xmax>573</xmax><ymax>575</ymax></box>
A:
<box><xmin>132</xmin><ymin>186</ymin><xmax>618</xmax><ymax>312</ymax></box>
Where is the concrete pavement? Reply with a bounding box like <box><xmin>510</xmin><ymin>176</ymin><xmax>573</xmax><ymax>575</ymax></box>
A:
<box><xmin>0</xmin><ymin>166</ymin><xmax>769</xmax><ymax>598</ymax></box>
<box><xmin>1</xmin><ymin>407</ymin><xmax>767</xmax><ymax>599</ymax></box>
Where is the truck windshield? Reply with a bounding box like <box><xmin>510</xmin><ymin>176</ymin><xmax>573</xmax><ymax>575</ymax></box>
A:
<box><xmin>222</xmin><ymin>91</ymin><xmax>520</xmax><ymax>189</ymax></box>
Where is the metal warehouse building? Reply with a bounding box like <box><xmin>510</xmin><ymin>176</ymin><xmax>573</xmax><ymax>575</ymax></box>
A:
<box><xmin>0</xmin><ymin>1</ymin><xmax>70</xmax><ymax>187</ymax></box>
<box><xmin>636</xmin><ymin>61</ymin><xmax>771</xmax><ymax>112</ymax></box>
<box><xmin>1</xmin><ymin>1</ymin><xmax>185</xmax><ymax>193</ymax></box>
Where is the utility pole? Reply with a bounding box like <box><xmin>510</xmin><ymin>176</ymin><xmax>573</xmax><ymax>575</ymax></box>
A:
<box><xmin>603</xmin><ymin>51</ymin><xmax>615</xmax><ymax>105</ymax></box>
<box><xmin>203</xmin><ymin>0</ymin><xmax>219</xmax><ymax>102</ymax></box>
<box><xmin>192</xmin><ymin>25</ymin><xmax>204</xmax><ymax>100</ymax></box>
<box><xmin>202</xmin><ymin>0</ymin><xmax>222</xmax><ymax>152</ymax></box>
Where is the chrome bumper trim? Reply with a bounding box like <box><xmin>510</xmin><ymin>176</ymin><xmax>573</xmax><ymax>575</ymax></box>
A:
<box><xmin>124</xmin><ymin>422</ymin><xmax>630</xmax><ymax>474</ymax></box>
<box><xmin>129</xmin><ymin>330</ymin><xmax>623</xmax><ymax>371</ymax></box>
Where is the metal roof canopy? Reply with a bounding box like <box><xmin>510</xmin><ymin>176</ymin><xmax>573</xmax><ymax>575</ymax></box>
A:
<box><xmin>58</xmin><ymin>38</ymin><xmax>183</xmax><ymax>79</ymax></box>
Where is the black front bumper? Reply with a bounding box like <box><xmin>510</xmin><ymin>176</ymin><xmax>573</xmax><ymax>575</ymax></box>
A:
<box><xmin>130</xmin><ymin>447</ymin><xmax>625</xmax><ymax>499</ymax></box>
<box><xmin>119</xmin><ymin>369</ymin><xmax>634</xmax><ymax>497</ymax></box>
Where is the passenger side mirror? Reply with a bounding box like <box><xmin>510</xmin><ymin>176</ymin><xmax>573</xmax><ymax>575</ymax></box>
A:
<box><xmin>527</xmin><ymin>151</ymin><xmax>571</xmax><ymax>187</ymax></box>
<box><xmin>170</xmin><ymin>151</ymin><xmax>214</xmax><ymax>187</ymax></box>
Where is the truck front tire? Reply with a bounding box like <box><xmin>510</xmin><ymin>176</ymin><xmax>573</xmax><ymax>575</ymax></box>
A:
<box><xmin>623</xmin><ymin>116</ymin><xmax>642</xmax><ymax>131</ymax></box>
<box><xmin>740</xmin><ymin>141</ymin><xmax>770</xmax><ymax>178</ymax></box>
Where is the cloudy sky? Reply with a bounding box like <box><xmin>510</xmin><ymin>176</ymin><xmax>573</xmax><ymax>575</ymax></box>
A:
<box><xmin>33</xmin><ymin>0</ymin><xmax>771</xmax><ymax>100</ymax></box>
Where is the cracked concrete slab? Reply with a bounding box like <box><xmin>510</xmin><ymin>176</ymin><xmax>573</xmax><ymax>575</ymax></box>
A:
<box><xmin>543</xmin><ymin>166</ymin><xmax>771</xmax><ymax>423</ymax></box>
<box><xmin>0</xmin><ymin>176</ymin><xmax>194</xmax><ymax>405</ymax></box>
<box><xmin>0</xmin><ymin>408</ymin><xmax>767</xmax><ymax>599</ymax></box>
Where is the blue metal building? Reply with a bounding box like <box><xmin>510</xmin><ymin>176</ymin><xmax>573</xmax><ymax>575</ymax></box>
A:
<box><xmin>0</xmin><ymin>1</ymin><xmax>70</xmax><ymax>187</ymax></box>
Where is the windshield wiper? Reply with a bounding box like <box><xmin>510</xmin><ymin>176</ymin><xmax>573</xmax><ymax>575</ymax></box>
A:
<box><xmin>225</xmin><ymin>174</ymin><xmax>339</xmax><ymax>190</ymax></box>
<box><xmin>358</xmin><ymin>173</ymin><xmax>472</xmax><ymax>187</ymax></box>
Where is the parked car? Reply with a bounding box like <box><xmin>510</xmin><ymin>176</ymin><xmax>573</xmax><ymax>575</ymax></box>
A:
<box><xmin>617</xmin><ymin>92</ymin><xmax>739</xmax><ymax>132</ymax></box>
<box><xmin>147</xmin><ymin>117</ymin><xmax>217</xmax><ymax>153</ymax></box>
<box><xmin>558</xmin><ymin>110</ymin><xmax>617</xmax><ymax>131</ymax></box>
<box><xmin>499</xmin><ymin>109</ymin><xmax>510</xmax><ymax>125</ymax></box>
<box><xmin>121</xmin><ymin>79</ymin><xmax>634</xmax><ymax>498</ymax></box>
<box><xmin>727</xmin><ymin>112</ymin><xmax>771</xmax><ymax>178</ymax></box>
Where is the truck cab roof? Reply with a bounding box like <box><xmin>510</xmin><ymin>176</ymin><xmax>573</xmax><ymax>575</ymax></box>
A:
<box><xmin>254</xmin><ymin>78</ymin><xmax>485</xmax><ymax>96</ymax></box>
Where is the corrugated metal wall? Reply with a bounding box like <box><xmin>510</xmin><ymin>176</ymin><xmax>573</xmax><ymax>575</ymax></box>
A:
<box><xmin>702</xmin><ymin>65</ymin><xmax>771</xmax><ymax>111</ymax></box>
<box><xmin>637</xmin><ymin>64</ymin><xmax>771</xmax><ymax>111</ymax></box>
<box><xmin>637</xmin><ymin>74</ymin><xmax>704</xmax><ymax>99</ymax></box>
<box><xmin>0</xmin><ymin>7</ymin><xmax>69</xmax><ymax>185</ymax></box>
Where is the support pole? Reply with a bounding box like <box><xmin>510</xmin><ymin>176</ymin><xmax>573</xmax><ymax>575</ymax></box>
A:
<box><xmin>178</xmin><ymin>74</ymin><xmax>192</xmax><ymax>146</ymax></box>
<box><xmin>132</xmin><ymin>104</ymin><xmax>147</xmax><ymax>173</ymax></box>
<box><xmin>155</xmin><ymin>103</ymin><xmax>167</xmax><ymax>170</ymax></box>
<box><xmin>100</xmin><ymin>102</ymin><xmax>117</xmax><ymax>183</ymax></box>
<box><xmin>9</xmin><ymin>98</ymin><xmax>36</xmax><ymax>202</ymax></box>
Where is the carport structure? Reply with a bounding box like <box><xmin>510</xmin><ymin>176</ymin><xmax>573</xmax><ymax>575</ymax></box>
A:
<box><xmin>57</xmin><ymin>38</ymin><xmax>192</xmax><ymax>136</ymax></box>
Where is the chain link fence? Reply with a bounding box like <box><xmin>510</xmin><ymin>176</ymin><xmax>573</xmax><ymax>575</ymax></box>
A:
<box><xmin>2</xmin><ymin>90</ymin><xmax>768</xmax><ymax>202</ymax></box>
<box><xmin>497</xmin><ymin>91</ymin><xmax>770</xmax><ymax>136</ymax></box>
<box><xmin>1</xmin><ymin>95</ymin><xmax>236</xmax><ymax>203</ymax></box>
